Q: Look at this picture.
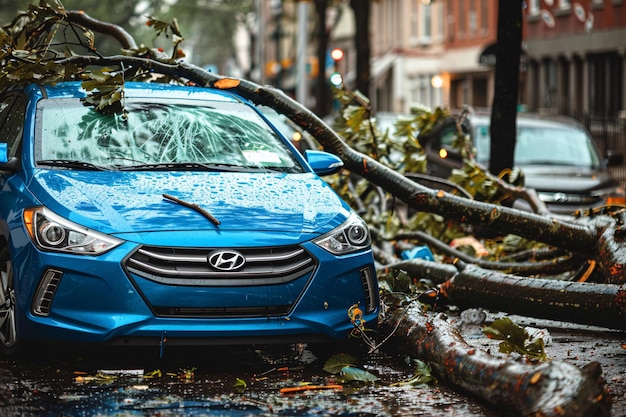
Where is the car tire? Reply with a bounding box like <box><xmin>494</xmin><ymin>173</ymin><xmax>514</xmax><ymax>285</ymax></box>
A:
<box><xmin>0</xmin><ymin>246</ymin><xmax>18</xmax><ymax>356</ymax></box>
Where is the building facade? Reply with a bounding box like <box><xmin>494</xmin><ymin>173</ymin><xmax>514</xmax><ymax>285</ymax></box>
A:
<box><xmin>369</xmin><ymin>0</ymin><xmax>500</xmax><ymax>113</ymax></box>
<box><xmin>523</xmin><ymin>0</ymin><xmax>626</xmax><ymax>117</ymax></box>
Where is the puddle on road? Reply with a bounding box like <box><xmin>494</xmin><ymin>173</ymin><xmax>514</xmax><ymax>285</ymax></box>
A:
<box><xmin>0</xmin><ymin>343</ymin><xmax>501</xmax><ymax>417</ymax></box>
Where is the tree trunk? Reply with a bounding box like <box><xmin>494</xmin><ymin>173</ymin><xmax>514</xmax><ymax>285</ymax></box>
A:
<box><xmin>489</xmin><ymin>0</ymin><xmax>523</xmax><ymax>178</ymax></box>
<box><xmin>349</xmin><ymin>0</ymin><xmax>371</xmax><ymax>98</ymax></box>
<box><xmin>380</xmin><ymin>303</ymin><xmax>611</xmax><ymax>417</ymax></box>
<box><xmin>313</xmin><ymin>0</ymin><xmax>332</xmax><ymax>117</ymax></box>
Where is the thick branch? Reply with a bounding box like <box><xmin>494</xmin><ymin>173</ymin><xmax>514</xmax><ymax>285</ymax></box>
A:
<box><xmin>391</xmin><ymin>230</ymin><xmax>582</xmax><ymax>275</ymax></box>
<box><xmin>385</xmin><ymin>258</ymin><xmax>626</xmax><ymax>331</ymax></box>
<box><xmin>65</xmin><ymin>11</ymin><xmax>137</xmax><ymax>49</ymax></box>
<box><xmin>381</xmin><ymin>303</ymin><xmax>610</xmax><ymax>416</ymax></box>
<box><xmin>438</xmin><ymin>262</ymin><xmax>626</xmax><ymax>331</ymax></box>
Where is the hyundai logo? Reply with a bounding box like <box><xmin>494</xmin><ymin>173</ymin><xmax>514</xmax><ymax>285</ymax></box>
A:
<box><xmin>208</xmin><ymin>250</ymin><xmax>246</xmax><ymax>271</ymax></box>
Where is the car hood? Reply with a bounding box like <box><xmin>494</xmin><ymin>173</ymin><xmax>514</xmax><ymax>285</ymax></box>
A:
<box><xmin>520</xmin><ymin>165</ymin><xmax>617</xmax><ymax>192</ymax></box>
<box><xmin>29</xmin><ymin>170</ymin><xmax>348</xmax><ymax>235</ymax></box>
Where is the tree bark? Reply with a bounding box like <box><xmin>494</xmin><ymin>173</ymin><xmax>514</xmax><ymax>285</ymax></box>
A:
<box><xmin>349</xmin><ymin>0</ymin><xmax>371</xmax><ymax>98</ymax></box>
<box><xmin>382</xmin><ymin>258</ymin><xmax>626</xmax><ymax>331</ymax></box>
<box><xmin>381</xmin><ymin>303</ymin><xmax>611</xmax><ymax>417</ymax></box>
<box><xmin>489</xmin><ymin>0</ymin><xmax>523</xmax><ymax>178</ymax></box>
<box><xmin>313</xmin><ymin>0</ymin><xmax>332</xmax><ymax>117</ymax></box>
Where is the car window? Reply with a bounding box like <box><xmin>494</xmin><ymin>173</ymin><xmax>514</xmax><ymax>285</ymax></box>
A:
<box><xmin>0</xmin><ymin>92</ymin><xmax>27</xmax><ymax>158</ymax></box>
<box><xmin>473</xmin><ymin>122</ymin><xmax>601</xmax><ymax>169</ymax></box>
<box><xmin>438</xmin><ymin>125</ymin><xmax>458</xmax><ymax>147</ymax></box>
<box><xmin>35</xmin><ymin>98</ymin><xmax>305</xmax><ymax>172</ymax></box>
<box><xmin>515</xmin><ymin>126</ymin><xmax>601</xmax><ymax>168</ymax></box>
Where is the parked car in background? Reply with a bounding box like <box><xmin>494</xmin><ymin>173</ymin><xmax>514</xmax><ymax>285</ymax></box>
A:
<box><xmin>0</xmin><ymin>82</ymin><xmax>379</xmax><ymax>354</ymax></box>
<box><xmin>411</xmin><ymin>109</ymin><xmax>625</xmax><ymax>215</ymax></box>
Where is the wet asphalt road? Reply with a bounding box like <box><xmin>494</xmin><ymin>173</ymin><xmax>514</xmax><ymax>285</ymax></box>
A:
<box><xmin>0</xmin><ymin>312</ymin><xmax>624</xmax><ymax>417</ymax></box>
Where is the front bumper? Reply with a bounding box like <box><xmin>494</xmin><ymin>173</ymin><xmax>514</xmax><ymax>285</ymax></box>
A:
<box><xmin>15</xmin><ymin>240</ymin><xmax>379</xmax><ymax>345</ymax></box>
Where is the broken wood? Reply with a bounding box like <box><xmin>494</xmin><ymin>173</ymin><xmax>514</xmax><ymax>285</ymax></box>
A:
<box><xmin>438</xmin><ymin>261</ymin><xmax>626</xmax><ymax>331</ymax></box>
<box><xmin>380</xmin><ymin>302</ymin><xmax>611</xmax><ymax>417</ymax></box>
<box><xmin>383</xmin><ymin>258</ymin><xmax>626</xmax><ymax>331</ymax></box>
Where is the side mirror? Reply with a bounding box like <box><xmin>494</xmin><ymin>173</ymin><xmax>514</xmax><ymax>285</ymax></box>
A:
<box><xmin>304</xmin><ymin>150</ymin><xmax>344</xmax><ymax>176</ymax></box>
<box><xmin>0</xmin><ymin>143</ymin><xmax>19</xmax><ymax>172</ymax></box>
<box><xmin>0</xmin><ymin>143</ymin><xmax>7</xmax><ymax>164</ymax></box>
<box><xmin>606</xmin><ymin>149</ymin><xmax>623</xmax><ymax>166</ymax></box>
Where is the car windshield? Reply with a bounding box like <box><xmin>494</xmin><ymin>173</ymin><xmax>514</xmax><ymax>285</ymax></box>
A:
<box><xmin>473</xmin><ymin>123</ymin><xmax>602</xmax><ymax>169</ymax></box>
<box><xmin>35</xmin><ymin>98</ymin><xmax>304</xmax><ymax>173</ymax></box>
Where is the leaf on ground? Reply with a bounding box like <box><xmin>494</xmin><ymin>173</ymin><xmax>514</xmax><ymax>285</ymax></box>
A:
<box><xmin>393</xmin><ymin>359</ymin><xmax>437</xmax><ymax>386</ymax></box>
<box><xmin>323</xmin><ymin>353</ymin><xmax>358</xmax><ymax>374</ymax></box>
<box><xmin>338</xmin><ymin>366</ymin><xmax>379</xmax><ymax>383</ymax></box>
<box><xmin>483</xmin><ymin>317</ymin><xmax>547</xmax><ymax>361</ymax></box>
<box><xmin>234</xmin><ymin>377</ymin><xmax>247</xmax><ymax>391</ymax></box>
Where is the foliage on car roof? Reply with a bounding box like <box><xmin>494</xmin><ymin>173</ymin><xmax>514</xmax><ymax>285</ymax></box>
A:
<box><xmin>0</xmin><ymin>1</ymin><xmax>189</xmax><ymax>112</ymax></box>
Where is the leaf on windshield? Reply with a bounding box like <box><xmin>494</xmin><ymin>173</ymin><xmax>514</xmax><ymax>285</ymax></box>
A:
<box><xmin>482</xmin><ymin>317</ymin><xmax>548</xmax><ymax>361</ymax></box>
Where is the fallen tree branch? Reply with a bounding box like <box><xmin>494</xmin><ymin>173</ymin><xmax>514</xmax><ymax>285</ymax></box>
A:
<box><xmin>390</xmin><ymin>229</ymin><xmax>584</xmax><ymax>276</ymax></box>
<box><xmin>383</xmin><ymin>258</ymin><xmax>626</xmax><ymax>331</ymax></box>
<box><xmin>438</xmin><ymin>261</ymin><xmax>626</xmax><ymax>331</ymax></box>
<box><xmin>381</xmin><ymin>303</ymin><xmax>611</xmax><ymax>416</ymax></box>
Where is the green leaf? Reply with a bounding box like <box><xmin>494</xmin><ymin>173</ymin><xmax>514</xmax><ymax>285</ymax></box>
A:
<box><xmin>338</xmin><ymin>366</ymin><xmax>379</xmax><ymax>383</ymax></box>
<box><xmin>392</xmin><ymin>359</ymin><xmax>437</xmax><ymax>386</ymax></box>
<box><xmin>234</xmin><ymin>377</ymin><xmax>247</xmax><ymax>391</ymax></box>
<box><xmin>483</xmin><ymin>317</ymin><xmax>528</xmax><ymax>347</ymax></box>
<box><xmin>323</xmin><ymin>353</ymin><xmax>358</xmax><ymax>374</ymax></box>
<box><xmin>483</xmin><ymin>317</ymin><xmax>548</xmax><ymax>361</ymax></box>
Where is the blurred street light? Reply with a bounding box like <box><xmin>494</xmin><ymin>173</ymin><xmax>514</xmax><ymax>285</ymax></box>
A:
<box><xmin>431</xmin><ymin>74</ymin><xmax>443</xmax><ymax>89</ymax></box>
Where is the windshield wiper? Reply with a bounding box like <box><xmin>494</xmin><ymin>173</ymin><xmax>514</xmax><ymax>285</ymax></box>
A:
<box><xmin>520</xmin><ymin>160</ymin><xmax>584</xmax><ymax>167</ymax></box>
<box><xmin>37</xmin><ymin>159</ymin><xmax>108</xmax><ymax>171</ymax></box>
<box><xmin>117</xmin><ymin>162</ymin><xmax>273</xmax><ymax>172</ymax></box>
<box><xmin>162</xmin><ymin>193</ymin><xmax>220</xmax><ymax>227</ymax></box>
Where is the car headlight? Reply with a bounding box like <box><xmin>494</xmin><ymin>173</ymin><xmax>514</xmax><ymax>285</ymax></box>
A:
<box><xmin>313</xmin><ymin>213</ymin><xmax>371</xmax><ymax>255</ymax></box>
<box><xmin>23</xmin><ymin>207</ymin><xmax>123</xmax><ymax>255</ymax></box>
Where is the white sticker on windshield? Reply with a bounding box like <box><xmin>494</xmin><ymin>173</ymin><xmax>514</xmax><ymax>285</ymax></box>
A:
<box><xmin>243</xmin><ymin>150</ymin><xmax>282</xmax><ymax>164</ymax></box>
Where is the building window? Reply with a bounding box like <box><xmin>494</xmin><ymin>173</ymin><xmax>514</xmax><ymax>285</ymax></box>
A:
<box><xmin>589</xmin><ymin>52</ymin><xmax>623</xmax><ymax>117</ymax></box>
<box><xmin>411</xmin><ymin>0</ymin><xmax>419</xmax><ymax>45</ymax></box>
<box><xmin>457</xmin><ymin>0</ymin><xmax>465</xmax><ymax>37</ymax></box>
<box><xmin>559</xmin><ymin>0</ymin><xmax>571</xmax><ymax>8</ymax></box>
<box><xmin>543</xmin><ymin>58</ymin><xmax>558</xmax><ymax>109</ymax></box>
<box><xmin>481</xmin><ymin>0</ymin><xmax>489</xmax><ymax>35</ymax></box>
<box><xmin>409</xmin><ymin>75</ymin><xmax>436</xmax><ymax>107</ymax></box>
<box><xmin>469</xmin><ymin>0</ymin><xmax>477</xmax><ymax>36</ymax></box>
<box><xmin>528</xmin><ymin>0</ymin><xmax>540</xmax><ymax>15</ymax></box>
<box><xmin>436</xmin><ymin>2</ymin><xmax>444</xmax><ymax>42</ymax></box>
<box><xmin>421</xmin><ymin>3</ymin><xmax>432</xmax><ymax>44</ymax></box>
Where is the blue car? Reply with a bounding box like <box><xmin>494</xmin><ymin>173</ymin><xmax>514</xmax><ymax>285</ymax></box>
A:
<box><xmin>0</xmin><ymin>82</ymin><xmax>379</xmax><ymax>354</ymax></box>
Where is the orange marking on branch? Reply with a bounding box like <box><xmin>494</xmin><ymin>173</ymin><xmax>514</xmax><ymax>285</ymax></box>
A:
<box><xmin>214</xmin><ymin>78</ymin><xmax>241</xmax><ymax>89</ymax></box>
<box><xmin>529</xmin><ymin>371</ymin><xmax>542</xmax><ymax>384</ymax></box>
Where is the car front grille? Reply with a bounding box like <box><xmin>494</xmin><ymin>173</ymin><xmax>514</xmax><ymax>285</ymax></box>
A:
<box><xmin>125</xmin><ymin>245</ymin><xmax>316</xmax><ymax>287</ymax></box>
<box><xmin>152</xmin><ymin>305</ymin><xmax>291</xmax><ymax>317</ymax></box>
